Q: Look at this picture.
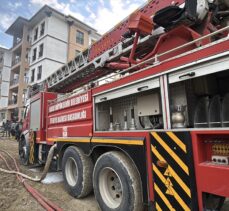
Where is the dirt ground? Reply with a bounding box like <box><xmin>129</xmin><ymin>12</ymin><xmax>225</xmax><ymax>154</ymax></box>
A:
<box><xmin>1</xmin><ymin>137</ymin><xmax>229</xmax><ymax>211</ymax></box>
<box><xmin>0</xmin><ymin>137</ymin><xmax>100</xmax><ymax>211</ymax></box>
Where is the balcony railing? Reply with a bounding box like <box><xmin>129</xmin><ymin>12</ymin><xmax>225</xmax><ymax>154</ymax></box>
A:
<box><xmin>10</xmin><ymin>78</ymin><xmax>19</xmax><ymax>86</ymax></box>
<box><xmin>8</xmin><ymin>98</ymin><xmax>17</xmax><ymax>105</ymax></box>
<box><xmin>12</xmin><ymin>57</ymin><xmax>21</xmax><ymax>66</ymax></box>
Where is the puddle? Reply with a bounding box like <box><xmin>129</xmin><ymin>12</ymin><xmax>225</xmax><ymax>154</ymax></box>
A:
<box><xmin>29</xmin><ymin>167</ymin><xmax>42</xmax><ymax>172</ymax></box>
<box><xmin>29</xmin><ymin>167</ymin><xmax>63</xmax><ymax>184</ymax></box>
<box><xmin>41</xmin><ymin>172</ymin><xmax>63</xmax><ymax>184</ymax></box>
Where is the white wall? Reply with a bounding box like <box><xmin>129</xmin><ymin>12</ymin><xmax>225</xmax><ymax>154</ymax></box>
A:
<box><xmin>1</xmin><ymin>82</ymin><xmax>9</xmax><ymax>96</ymax></box>
<box><xmin>47</xmin><ymin>15</ymin><xmax>68</xmax><ymax>42</ymax></box>
<box><xmin>0</xmin><ymin>97</ymin><xmax>8</xmax><ymax>108</ymax></box>
<box><xmin>46</xmin><ymin>36</ymin><xmax>67</xmax><ymax>62</ymax></box>
<box><xmin>2</xmin><ymin>66</ymin><xmax>11</xmax><ymax>81</ymax></box>
<box><xmin>3</xmin><ymin>51</ymin><xmax>12</xmax><ymax>67</ymax></box>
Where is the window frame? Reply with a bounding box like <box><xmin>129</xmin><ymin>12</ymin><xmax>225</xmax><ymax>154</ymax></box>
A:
<box><xmin>38</xmin><ymin>43</ymin><xmax>44</xmax><ymax>58</ymax></box>
<box><xmin>34</xmin><ymin>27</ymin><xmax>38</xmax><ymax>41</ymax></box>
<box><xmin>31</xmin><ymin>69</ymin><xmax>35</xmax><ymax>82</ymax></box>
<box><xmin>32</xmin><ymin>48</ymin><xmax>37</xmax><ymax>62</ymax></box>
<box><xmin>40</xmin><ymin>22</ymin><xmax>45</xmax><ymax>37</ymax></box>
<box><xmin>37</xmin><ymin>65</ymin><xmax>42</xmax><ymax>80</ymax></box>
<box><xmin>76</xmin><ymin>30</ymin><xmax>84</xmax><ymax>45</ymax></box>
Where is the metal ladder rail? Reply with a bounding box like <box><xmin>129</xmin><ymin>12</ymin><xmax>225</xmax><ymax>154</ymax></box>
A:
<box><xmin>46</xmin><ymin>31</ymin><xmax>158</xmax><ymax>91</ymax></box>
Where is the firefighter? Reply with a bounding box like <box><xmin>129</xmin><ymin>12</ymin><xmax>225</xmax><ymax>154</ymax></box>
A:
<box><xmin>5</xmin><ymin>120</ymin><xmax>11</xmax><ymax>138</ymax></box>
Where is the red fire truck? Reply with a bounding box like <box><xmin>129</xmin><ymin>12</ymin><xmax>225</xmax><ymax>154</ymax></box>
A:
<box><xmin>19</xmin><ymin>0</ymin><xmax>229</xmax><ymax>210</ymax></box>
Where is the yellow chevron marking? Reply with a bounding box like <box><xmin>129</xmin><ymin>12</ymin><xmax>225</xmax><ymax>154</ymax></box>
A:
<box><xmin>151</xmin><ymin>132</ymin><xmax>189</xmax><ymax>175</ymax></box>
<box><xmin>166</xmin><ymin>132</ymin><xmax>187</xmax><ymax>153</ymax></box>
<box><xmin>156</xmin><ymin>202</ymin><xmax>163</xmax><ymax>211</ymax></box>
<box><xmin>91</xmin><ymin>139</ymin><xmax>144</xmax><ymax>145</ymax></box>
<box><xmin>154</xmin><ymin>183</ymin><xmax>175</xmax><ymax>211</ymax></box>
<box><xmin>153</xmin><ymin>164</ymin><xmax>191</xmax><ymax>211</ymax></box>
<box><xmin>152</xmin><ymin>145</ymin><xmax>191</xmax><ymax>198</ymax></box>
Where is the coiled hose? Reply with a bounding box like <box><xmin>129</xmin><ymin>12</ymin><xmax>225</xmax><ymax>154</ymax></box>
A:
<box><xmin>0</xmin><ymin>143</ymin><xmax>57</xmax><ymax>181</ymax></box>
<box><xmin>0</xmin><ymin>144</ymin><xmax>62</xmax><ymax>211</ymax></box>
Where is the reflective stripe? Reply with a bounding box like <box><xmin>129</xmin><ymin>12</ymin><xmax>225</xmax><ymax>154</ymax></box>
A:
<box><xmin>91</xmin><ymin>139</ymin><xmax>144</xmax><ymax>145</ymax></box>
<box><xmin>56</xmin><ymin>138</ymin><xmax>90</xmax><ymax>143</ymax></box>
<box><xmin>166</xmin><ymin>132</ymin><xmax>187</xmax><ymax>153</ymax></box>
<box><xmin>156</xmin><ymin>202</ymin><xmax>163</xmax><ymax>211</ymax></box>
<box><xmin>47</xmin><ymin>137</ymin><xmax>143</xmax><ymax>145</ymax></box>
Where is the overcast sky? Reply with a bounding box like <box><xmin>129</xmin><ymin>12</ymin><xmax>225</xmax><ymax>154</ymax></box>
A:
<box><xmin>0</xmin><ymin>0</ymin><xmax>147</xmax><ymax>49</ymax></box>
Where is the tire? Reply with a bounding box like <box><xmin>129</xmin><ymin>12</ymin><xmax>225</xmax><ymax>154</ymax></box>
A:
<box><xmin>93</xmin><ymin>151</ymin><xmax>143</xmax><ymax>211</ymax></box>
<box><xmin>62</xmin><ymin>146</ymin><xmax>93</xmax><ymax>198</ymax></box>
<box><xmin>18</xmin><ymin>136</ymin><xmax>30</xmax><ymax>165</ymax></box>
<box><xmin>203</xmin><ymin>193</ymin><xmax>225</xmax><ymax>211</ymax></box>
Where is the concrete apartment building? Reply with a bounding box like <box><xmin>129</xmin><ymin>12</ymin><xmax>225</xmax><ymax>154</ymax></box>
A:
<box><xmin>5</xmin><ymin>5</ymin><xmax>100</xmax><ymax>121</ymax></box>
<box><xmin>0</xmin><ymin>48</ymin><xmax>12</xmax><ymax>121</ymax></box>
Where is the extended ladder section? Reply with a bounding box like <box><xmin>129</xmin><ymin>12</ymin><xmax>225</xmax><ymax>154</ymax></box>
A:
<box><xmin>46</xmin><ymin>32</ymin><xmax>158</xmax><ymax>92</ymax></box>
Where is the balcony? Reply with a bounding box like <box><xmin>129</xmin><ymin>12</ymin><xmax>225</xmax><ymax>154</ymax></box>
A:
<box><xmin>12</xmin><ymin>38</ymin><xmax>22</xmax><ymax>51</ymax></box>
<box><xmin>11</xmin><ymin>57</ymin><xmax>21</xmax><ymax>69</ymax></box>
<box><xmin>8</xmin><ymin>98</ymin><xmax>17</xmax><ymax>106</ymax></box>
<box><xmin>10</xmin><ymin>78</ymin><xmax>19</xmax><ymax>86</ymax></box>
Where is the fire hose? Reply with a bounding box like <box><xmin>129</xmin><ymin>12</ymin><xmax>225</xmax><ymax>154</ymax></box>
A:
<box><xmin>0</xmin><ymin>144</ymin><xmax>62</xmax><ymax>211</ymax></box>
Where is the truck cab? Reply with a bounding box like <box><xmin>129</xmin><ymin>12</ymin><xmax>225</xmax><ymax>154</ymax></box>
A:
<box><xmin>19</xmin><ymin>92</ymin><xmax>57</xmax><ymax>165</ymax></box>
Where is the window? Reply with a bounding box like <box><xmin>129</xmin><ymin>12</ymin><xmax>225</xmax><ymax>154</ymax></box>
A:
<box><xmin>31</xmin><ymin>69</ymin><xmax>35</xmax><ymax>82</ymax></box>
<box><xmin>76</xmin><ymin>30</ymin><xmax>84</xmax><ymax>45</ymax></box>
<box><xmin>37</xmin><ymin>65</ymin><xmax>42</xmax><ymax>80</ymax></box>
<box><xmin>75</xmin><ymin>50</ymin><xmax>80</xmax><ymax>57</ymax></box>
<box><xmin>32</xmin><ymin>48</ymin><xmax>37</xmax><ymax>61</ymax></box>
<box><xmin>39</xmin><ymin>43</ymin><xmax>44</xmax><ymax>58</ymax></box>
<box><xmin>34</xmin><ymin>27</ymin><xmax>38</xmax><ymax>41</ymax></box>
<box><xmin>40</xmin><ymin>22</ymin><xmax>45</xmax><ymax>36</ymax></box>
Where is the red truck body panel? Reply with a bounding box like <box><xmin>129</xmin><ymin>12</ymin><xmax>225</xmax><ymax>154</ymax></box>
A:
<box><xmin>47</xmin><ymin>90</ymin><xmax>93</xmax><ymax>142</ymax></box>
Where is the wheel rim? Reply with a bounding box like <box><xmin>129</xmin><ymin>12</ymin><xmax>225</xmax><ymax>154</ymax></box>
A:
<box><xmin>99</xmin><ymin>167</ymin><xmax>123</xmax><ymax>209</ymax></box>
<box><xmin>65</xmin><ymin>157</ymin><xmax>78</xmax><ymax>186</ymax></box>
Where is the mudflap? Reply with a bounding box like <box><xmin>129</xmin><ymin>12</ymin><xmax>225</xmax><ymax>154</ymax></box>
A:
<box><xmin>150</xmin><ymin>131</ymin><xmax>198</xmax><ymax>211</ymax></box>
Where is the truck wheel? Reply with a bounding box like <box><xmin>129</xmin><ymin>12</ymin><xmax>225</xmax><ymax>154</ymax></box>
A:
<box><xmin>62</xmin><ymin>146</ymin><xmax>93</xmax><ymax>198</ymax></box>
<box><xmin>93</xmin><ymin>151</ymin><xmax>143</xmax><ymax>211</ymax></box>
<box><xmin>19</xmin><ymin>137</ymin><xmax>29</xmax><ymax>165</ymax></box>
<box><xmin>203</xmin><ymin>193</ymin><xmax>225</xmax><ymax>210</ymax></box>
